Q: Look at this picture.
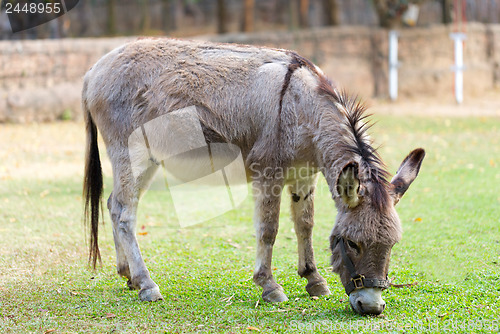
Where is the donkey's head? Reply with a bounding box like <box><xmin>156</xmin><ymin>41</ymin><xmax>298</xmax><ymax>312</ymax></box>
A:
<box><xmin>330</xmin><ymin>148</ymin><xmax>425</xmax><ymax>315</ymax></box>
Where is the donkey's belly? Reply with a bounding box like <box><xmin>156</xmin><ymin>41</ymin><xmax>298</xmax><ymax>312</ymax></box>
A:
<box><xmin>154</xmin><ymin>142</ymin><xmax>248</xmax><ymax>187</ymax></box>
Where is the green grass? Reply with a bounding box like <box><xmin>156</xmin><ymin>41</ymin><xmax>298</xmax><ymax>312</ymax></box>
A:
<box><xmin>0</xmin><ymin>115</ymin><xmax>499</xmax><ymax>333</ymax></box>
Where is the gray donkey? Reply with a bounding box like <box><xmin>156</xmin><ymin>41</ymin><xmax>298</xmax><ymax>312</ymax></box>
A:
<box><xmin>83</xmin><ymin>38</ymin><xmax>425</xmax><ymax>315</ymax></box>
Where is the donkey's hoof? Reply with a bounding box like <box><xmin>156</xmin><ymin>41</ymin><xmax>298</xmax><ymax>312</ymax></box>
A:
<box><xmin>262</xmin><ymin>287</ymin><xmax>289</xmax><ymax>303</ymax></box>
<box><xmin>306</xmin><ymin>282</ymin><xmax>331</xmax><ymax>296</ymax></box>
<box><xmin>138</xmin><ymin>285</ymin><xmax>163</xmax><ymax>302</ymax></box>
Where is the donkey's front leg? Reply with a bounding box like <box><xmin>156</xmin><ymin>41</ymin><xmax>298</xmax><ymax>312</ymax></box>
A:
<box><xmin>289</xmin><ymin>175</ymin><xmax>330</xmax><ymax>297</ymax></box>
<box><xmin>252</xmin><ymin>179</ymin><xmax>288</xmax><ymax>302</ymax></box>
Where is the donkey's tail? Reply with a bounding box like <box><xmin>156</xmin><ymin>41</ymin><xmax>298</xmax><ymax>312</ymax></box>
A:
<box><xmin>82</xmin><ymin>84</ymin><xmax>103</xmax><ymax>269</ymax></box>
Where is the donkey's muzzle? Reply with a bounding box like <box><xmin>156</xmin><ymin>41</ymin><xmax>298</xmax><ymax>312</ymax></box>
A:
<box><xmin>349</xmin><ymin>288</ymin><xmax>386</xmax><ymax>315</ymax></box>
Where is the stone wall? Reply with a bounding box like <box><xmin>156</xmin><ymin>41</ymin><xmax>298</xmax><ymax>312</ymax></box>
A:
<box><xmin>1</xmin><ymin>24</ymin><xmax>499</xmax><ymax>122</ymax></box>
<box><xmin>0</xmin><ymin>37</ymin><xmax>134</xmax><ymax>122</ymax></box>
<box><xmin>216</xmin><ymin>24</ymin><xmax>500</xmax><ymax>99</ymax></box>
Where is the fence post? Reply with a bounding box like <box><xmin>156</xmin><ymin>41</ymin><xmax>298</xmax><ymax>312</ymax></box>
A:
<box><xmin>450</xmin><ymin>32</ymin><xmax>466</xmax><ymax>104</ymax></box>
<box><xmin>388</xmin><ymin>30</ymin><xmax>400</xmax><ymax>101</ymax></box>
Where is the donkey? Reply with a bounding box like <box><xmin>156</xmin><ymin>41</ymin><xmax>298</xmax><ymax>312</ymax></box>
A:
<box><xmin>82</xmin><ymin>38</ymin><xmax>425</xmax><ymax>315</ymax></box>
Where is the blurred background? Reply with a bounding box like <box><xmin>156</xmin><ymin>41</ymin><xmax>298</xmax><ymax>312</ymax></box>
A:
<box><xmin>1</xmin><ymin>0</ymin><xmax>500</xmax><ymax>39</ymax></box>
<box><xmin>0</xmin><ymin>0</ymin><xmax>499</xmax><ymax>122</ymax></box>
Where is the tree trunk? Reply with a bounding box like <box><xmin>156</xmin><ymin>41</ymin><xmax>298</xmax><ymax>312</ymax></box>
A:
<box><xmin>441</xmin><ymin>0</ymin><xmax>452</xmax><ymax>24</ymax></box>
<box><xmin>241</xmin><ymin>0</ymin><xmax>255</xmax><ymax>32</ymax></box>
<box><xmin>139</xmin><ymin>0</ymin><xmax>151</xmax><ymax>33</ymax></box>
<box><xmin>323</xmin><ymin>0</ymin><xmax>339</xmax><ymax>26</ymax></box>
<box><xmin>172</xmin><ymin>0</ymin><xmax>184</xmax><ymax>31</ymax></box>
<box><xmin>161</xmin><ymin>0</ymin><xmax>171</xmax><ymax>33</ymax></box>
<box><xmin>272</xmin><ymin>0</ymin><xmax>286</xmax><ymax>26</ymax></box>
<box><xmin>372</xmin><ymin>0</ymin><xmax>408</xmax><ymax>28</ymax></box>
<box><xmin>299</xmin><ymin>0</ymin><xmax>309</xmax><ymax>28</ymax></box>
<box><xmin>217</xmin><ymin>0</ymin><xmax>228</xmax><ymax>34</ymax></box>
<box><xmin>77</xmin><ymin>0</ymin><xmax>90</xmax><ymax>36</ymax></box>
<box><xmin>107</xmin><ymin>0</ymin><xmax>117</xmax><ymax>36</ymax></box>
<box><xmin>288</xmin><ymin>0</ymin><xmax>298</xmax><ymax>30</ymax></box>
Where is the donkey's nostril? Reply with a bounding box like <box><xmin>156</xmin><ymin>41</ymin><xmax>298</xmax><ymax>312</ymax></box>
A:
<box><xmin>357</xmin><ymin>300</ymin><xmax>364</xmax><ymax>313</ymax></box>
<box><xmin>370</xmin><ymin>302</ymin><xmax>386</xmax><ymax>315</ymax></box>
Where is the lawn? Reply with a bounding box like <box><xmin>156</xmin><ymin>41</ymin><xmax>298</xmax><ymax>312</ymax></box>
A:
<box><xmin>0</xmin><ymin>114</ymin><xmax>499</xmax><ymax>333</ymax></box>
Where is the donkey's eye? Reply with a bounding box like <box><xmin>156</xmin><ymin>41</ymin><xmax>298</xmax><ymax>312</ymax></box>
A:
<box><xmin>347</xmin><ymin>239</ymin><xmax>360</xmax><ymax>253</ymax></box>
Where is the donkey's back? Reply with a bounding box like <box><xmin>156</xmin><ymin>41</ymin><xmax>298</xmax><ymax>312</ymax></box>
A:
<box><xmin>83</xmin><ymin>38</ymin><xmax>301</xmax><ymax>148</ymax></box>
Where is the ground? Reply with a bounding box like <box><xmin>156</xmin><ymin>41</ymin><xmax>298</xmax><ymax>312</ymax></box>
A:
<box><xmin>0</xmin><ymin>100</ymin><xmax>499</xmax><ymax>333</ymax></box>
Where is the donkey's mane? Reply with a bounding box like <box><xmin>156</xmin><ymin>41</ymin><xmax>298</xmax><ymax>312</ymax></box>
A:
<box><xmin>262</xmin><ymin>50</ymin><xmax>392</xmax><ymax>211</ymax></box>
<box><xmin>318</xmin><ymin>79</ymin><xmax>392</xmax><ymax>212</ymax></box>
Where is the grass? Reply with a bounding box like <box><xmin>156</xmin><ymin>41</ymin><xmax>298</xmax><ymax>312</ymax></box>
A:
<box><xmin>0</xmin><ymin>115</ymin><xmax>499</xmax><ymax>333</ymax></box>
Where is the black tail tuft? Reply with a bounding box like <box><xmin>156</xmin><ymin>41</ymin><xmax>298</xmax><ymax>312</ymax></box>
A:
<box><xmin>83</xmin><ymin>106</ymin><xmax>103</xmax><ymax>269</ymax></box>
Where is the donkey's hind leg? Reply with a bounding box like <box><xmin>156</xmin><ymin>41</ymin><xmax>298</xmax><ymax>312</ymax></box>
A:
<box><xmin>289</xmin><ymin>175</ymin><xmax>330</xmax><ymax>297</ymax></box>
<box><xmin>252</xmin><ymin>178</ymin><xmax>288</xmax><ymax>303</ymax></box>
<box><xmin>108</xmin><ymin>154</ymin><xmax>163</xmax><ymax>302</ymax></box>
<box><xmin>108</xmin><ymin>193</ymin><xmax>131</xmax><ymax>281</ymax></box>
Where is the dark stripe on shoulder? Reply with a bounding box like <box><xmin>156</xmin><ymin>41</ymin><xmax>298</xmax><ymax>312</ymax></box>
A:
<box><xmin>279</xmin><ymin>52</ymin><xmax>317</xmax><ymax>113</ymax></box>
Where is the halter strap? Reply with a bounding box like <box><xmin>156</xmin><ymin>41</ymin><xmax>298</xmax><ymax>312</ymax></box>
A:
<box><xmin>338</xmin><ymin>237</ymin><xmax>358</xmax><ymax>278</ymax></box>
<box><xmin>334</xmin><ymin>236</ymin><xmax>390</xmax><ymax>295</ymax></box>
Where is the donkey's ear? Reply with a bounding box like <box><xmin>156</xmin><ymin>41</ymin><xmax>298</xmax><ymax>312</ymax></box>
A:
<box><xmin>391</xmin><ymin>148</ymin><xmax>425</xmax><ymax>204</ymax></box>
<box><xmin>337</xmin><ymin>162</ymin><xmax>362</xmax><ymax>208</ymax></box>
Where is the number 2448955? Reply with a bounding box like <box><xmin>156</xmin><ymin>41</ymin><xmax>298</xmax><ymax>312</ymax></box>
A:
<box><xmin>5</xmin><ymin>2</ymin><xmax>62</xmax><ymax>15</ymax></box>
